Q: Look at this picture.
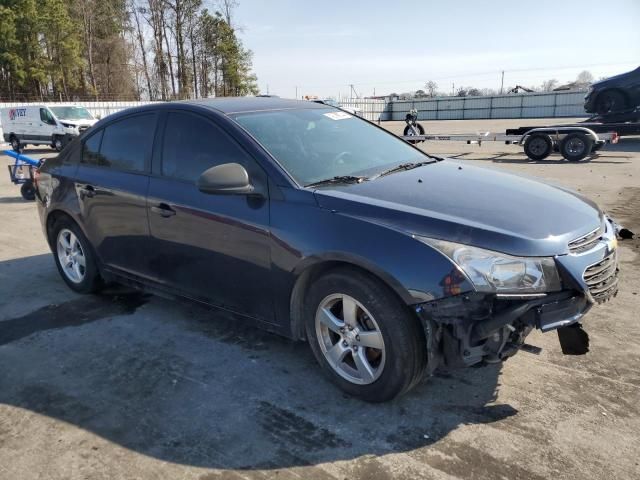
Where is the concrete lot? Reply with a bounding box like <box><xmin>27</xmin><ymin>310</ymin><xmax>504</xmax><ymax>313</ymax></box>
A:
<box><xmin>1</xmin><ymin>118</ymin><xmax>639</xmax><ymax>480</ymax></box>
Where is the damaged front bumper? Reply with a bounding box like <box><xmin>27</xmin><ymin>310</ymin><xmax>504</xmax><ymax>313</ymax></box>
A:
<box><xmin>416</xmin><ymin>221</ymin><xmax>620</xmax><ymax>371</ymax></box>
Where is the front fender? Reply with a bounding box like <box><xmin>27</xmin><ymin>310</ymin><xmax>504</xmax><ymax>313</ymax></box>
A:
<box><xmin>269</xmin><ymin>191</ymin><xmax>474</xmax><ymax>327</ymax></box>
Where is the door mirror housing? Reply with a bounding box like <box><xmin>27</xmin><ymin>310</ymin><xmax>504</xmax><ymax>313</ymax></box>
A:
<box><xmin>197</xmin><ymin>163</ymin><xmax>255</xmax><ymax>195</ymax></box>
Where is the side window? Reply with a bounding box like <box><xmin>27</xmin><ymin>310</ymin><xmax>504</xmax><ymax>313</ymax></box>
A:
<box><xmin>82</xmin><ymin>130</ymin><xmax>104</xmax><ymax>166</ymax></box>
<box><xmin>96</xmin><ymin>114</ymin><xmax>156</xmax><ymax>172</ymax></box>
<box><xmin>40</xmin><ymin>108</ymin><xmax>55</xmax><ymax>125</ymax></box>
<box><xmin>161</xmin><ymin>112</ymin><xmax>249</xmax><ymax>181</ymax></box>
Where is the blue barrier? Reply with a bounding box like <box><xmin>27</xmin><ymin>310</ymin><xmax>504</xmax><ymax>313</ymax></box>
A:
<box><xmin>3</xmin><ymin>149</ymin><xmax>40</xmax><ymax>167</ymax></box>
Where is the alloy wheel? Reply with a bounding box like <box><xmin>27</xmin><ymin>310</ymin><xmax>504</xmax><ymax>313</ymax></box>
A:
<box><xmin>315</xmin><ymin>293</ymin><xmax>386</xmax><ymax>385</ymax></box>
<box><xmin>56</xmin><ymin>228</ymin><xmax>86</xmax><ymax>283</ymax></box>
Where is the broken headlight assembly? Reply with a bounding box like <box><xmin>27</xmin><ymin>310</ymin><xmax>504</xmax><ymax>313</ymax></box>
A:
<box><xmin>417</xmin><ymin>237</ymin><xmax>562</xmax><ymax>294</ymax></box>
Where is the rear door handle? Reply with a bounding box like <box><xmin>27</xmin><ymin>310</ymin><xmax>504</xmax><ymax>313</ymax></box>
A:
<box><xmin>79</xmin><ymin>185</ymin><xmax>96</xmax><ymax>199</ymax></box>
<box><xmin>150</xmin><ymin>203</ymin><xmax>176</xmax><ymax>217</ymax></box>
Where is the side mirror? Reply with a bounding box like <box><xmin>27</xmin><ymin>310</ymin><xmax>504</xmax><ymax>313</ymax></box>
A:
<box><xmin>197</xmin><ymin>163</ymin><xmax>255</xmax><ymax>195</ymax></box>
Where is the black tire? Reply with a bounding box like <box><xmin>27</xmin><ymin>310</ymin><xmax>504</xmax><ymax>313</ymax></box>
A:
<box><xmin>53</xmin><ymin>136</ymin><xmax>64</xmax><ymax>152</ymax></box>
<box><xmin>305</xmin><ymin>267</ymin><xmax>426</xmax><ymax>402</ymax></box>
<box><xmin>403</xmin><ymin>123</ymin><xmax>425</xmax><ymax>144</ymax></box>
<box><xmin>50</xmin><ymin>216</ymin><xmax>103</xmax><ymax>294</ymax></box>
<box><xmin>560</xmin><ymin>133</ymin><xmax>594</xmax><ymax>162</ymax></box>
<box><xmin>20</xmin><ymin>181</ymin><xmax>36</xmax><ymax>201</ymax></box>
<box><xmin>595</xmin><ymin>90</ymin><xmax>627</xmax><ymax>115</ymax></box>
<box><xmin>10</xmin><ymin>135</ymin><xmax>21</xmax><ymax>152</ymax></box>
<box><xmin>523</xmin><ymin>133</ymin><xmax>553</xmax><ymax>160</ymax></box>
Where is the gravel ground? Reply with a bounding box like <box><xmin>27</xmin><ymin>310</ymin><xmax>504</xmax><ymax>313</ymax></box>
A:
<box><xmin>1</xmin><ymin>118</ymin><xmax>639</xmax><ymax>480</ymax></box>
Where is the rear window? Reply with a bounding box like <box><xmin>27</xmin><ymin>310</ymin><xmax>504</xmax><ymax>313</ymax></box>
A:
<box><xmin>81</xmin><ymin>114</ymin><xmax>156</xmax><ymax>172</ymax></box>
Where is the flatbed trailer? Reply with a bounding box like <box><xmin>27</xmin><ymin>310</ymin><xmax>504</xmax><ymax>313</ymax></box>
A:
<box><xmin>402</xmin><ymin>119</ymin><xmax>640</xmax><ymax>161</ymax></box>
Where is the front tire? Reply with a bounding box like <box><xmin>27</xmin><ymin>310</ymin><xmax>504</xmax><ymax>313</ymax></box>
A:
<box><xmin>51</xmin><ymin>217</ymin><xmax>103</xmax><ymax>293</ymax></box>
<box><xmin>305</xmin><ymin>268</ymin><xmax>426</xmax><ymax>402</ymax></box>
<box><xmin>596</xmin><ymin>90</ymin><xmax>627</xmax><ymax>115</ymax></box>
<box><xmin>523</xmin><ymin>133</ymin><xmax>553</xmax><ymax>161</ymax></box>
<box><xmin>53</xmin><ymin>136</ymin><xmax>64</xmax><ymax>152</ymax></box>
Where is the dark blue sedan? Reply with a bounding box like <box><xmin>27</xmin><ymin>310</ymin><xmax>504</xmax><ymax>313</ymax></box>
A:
<box><xmin>35</xmin><ymin>97</ymin><xmax>619</xmax><ymax>401</ymax></box>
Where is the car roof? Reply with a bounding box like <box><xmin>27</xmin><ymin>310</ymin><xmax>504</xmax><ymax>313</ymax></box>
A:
<box><xmin>182</xmin><ymin>97</ymin><xmax>331</xmax><ymax>114</ymax></box>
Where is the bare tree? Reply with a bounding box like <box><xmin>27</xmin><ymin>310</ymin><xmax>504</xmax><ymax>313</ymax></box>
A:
<box><xmin>425</xmin><ymin>80</ymin><xmax>437</xmax><ymax>97</ymax></box>
<box><xmin>218</xmin><ymin>0</ymin><xmax>238</xmax><ymax>27</ymax></box>
<box><xmin>576</xmin><ymin>70</ymin><xmax>594</xmax><ymax>86</ymax></box>
<box><xmin>130</xmin><ymin>1</ymin><xmax>153</xmax><ymax>99</ymax></box>
<box><xmin>540</xmin><ymin>78</ymin><xmax>559</xmax><ymax>91</ymax></box>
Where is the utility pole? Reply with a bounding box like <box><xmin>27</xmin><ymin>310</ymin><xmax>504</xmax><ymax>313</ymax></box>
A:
<box><xmin>452</xmin><ymin>82</ymin><xmax>455</xmax><ymax>96</ymax></box>
<box><xmin>500</xmin><ymin>71</ymin><xmax>504</xmax><ymax>95</ymax></box>
<box><xmin>295</xmin><ymin>86</ymin><xmax>298</xmax><ymax>99</ymax></box>
<box><xmin>349</xmin><ymin>84</ymin><xmax>360</xmax><ymax>99</ymax></box>
<box><xmin>267</xmin><ymin>84</ymin><xmax>269</xmax><ymax>95</ymax></box>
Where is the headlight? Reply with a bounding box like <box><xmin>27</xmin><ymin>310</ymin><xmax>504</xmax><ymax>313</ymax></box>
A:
<box><xmin>417</xmin><ymin>237</ymin><xmax>562</xmax><ymax>294</ymax></box>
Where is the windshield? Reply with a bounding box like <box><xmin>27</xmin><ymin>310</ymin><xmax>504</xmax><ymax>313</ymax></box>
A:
<box><xmin>49</xmin><ymin>106</ymin><xmax>94</xmax><ymax>121</ymax></box>
<box><xmin>232</xmin><ymin>108</ymin><xmax>426</xmax><ymax>185</ymax></box>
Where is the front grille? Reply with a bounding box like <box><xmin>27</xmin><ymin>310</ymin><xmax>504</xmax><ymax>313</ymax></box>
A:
<box><xmin>583</xmin><ymin>251</ymin><xmax>619</xmax><ymax>303</ymax></box>
<box><xmin>569</xmin><ymin>226</ymin><xmax>604</xmax><ymax>254</ymax></box>
<box><xmin>78</xmin><ymin>126</ymin><xmax>89</xmax><ymax>133</ymax></box>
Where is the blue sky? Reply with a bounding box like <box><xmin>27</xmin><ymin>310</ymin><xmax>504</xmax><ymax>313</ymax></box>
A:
<box><xmin>233</xmin><ymin>0</ymin><xmax>640</xmax><ymax>99</ymax></box>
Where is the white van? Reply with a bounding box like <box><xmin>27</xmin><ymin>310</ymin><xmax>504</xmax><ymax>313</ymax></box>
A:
<box><xmin>1</xmin><ymin>105</ymin><xmax>98</xmax><ymax>151</ymax></box>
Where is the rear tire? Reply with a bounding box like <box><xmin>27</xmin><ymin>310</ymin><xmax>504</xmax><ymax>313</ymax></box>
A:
<box><xmin>305</xmin><ymin>267</ymin><xmax>426</xmax><ymax>402</ymax></box>
<box><xmin>595</xmin><ymin>90</ymin><xmax>627</xmax><ymax>115</ymax></box>
<box><xmin>51</xmin><ymin>217</ymin><xmax>103</xmax><ymax>294</ymax></box>
<box><xmin>403</xmin><ymin>123</ymin><xmax>425</xmax><ymax>144</ymax></box>
<box><xmin>10</xmin><ymin>135</ymin><xmax>21</xmax><ymax>152</ymax></box>
<box><xmin>560</xmin><ymin>133</ymin><xmax>594</xmax><ymax>162</ymax></box>
<box><xmin>523</xmin><ymin>133</ymin><xmax>553</xmax><ymax>160</ymax></box>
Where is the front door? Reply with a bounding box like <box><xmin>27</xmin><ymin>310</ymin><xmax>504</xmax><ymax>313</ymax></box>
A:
<box><xmin>74</xmin><ymin>112</ymin><xmax>158</xmax><ymax>276</ymax></box>
<box><xmin>146</xmin><ymin>110</ymin><xmax>273</xmax><ymax>321</ymax></box>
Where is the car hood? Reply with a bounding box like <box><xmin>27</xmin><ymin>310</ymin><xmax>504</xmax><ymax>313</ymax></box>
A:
<box><xmin>58</xmin><ymin>118</ymin><xmax>97</xmax><ymax>127</ymax></box>
<box><xmin>592</xmin><ymin>66</ymin><xmax>640</xmax><ymax>88</ymax></box>
<box><xmin>313</xmin><ymin>160</ymin><xmax>603</xmax><ymax>257</ymax></box>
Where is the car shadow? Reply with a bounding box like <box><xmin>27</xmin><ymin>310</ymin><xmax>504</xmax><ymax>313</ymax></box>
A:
<box><xmin>0</xmin><ymin>195</ymin><xmax>33</xmax><ymax>204</ymax></box>
<box><xmin>0</xmin><ymin>253</ymin><xmax>510</xmax><ymax>472</ymax></box>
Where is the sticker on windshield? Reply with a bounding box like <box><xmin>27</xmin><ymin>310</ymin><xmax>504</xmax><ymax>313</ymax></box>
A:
<box><xmin>323</xmin><ymin>111</ymin><xmax>352</xmax><ymax>120</ymax></box>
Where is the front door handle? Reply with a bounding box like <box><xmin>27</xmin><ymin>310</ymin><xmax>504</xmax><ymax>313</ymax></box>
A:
<box><xmin>150</xmin><ymin>203</ymin><xmax>176</xmax><ymax>218</ymax></box>
<box><xmin>79</xmin><ymin>185</ymin><xmax>96</xmax><ymax>199</ymax></box>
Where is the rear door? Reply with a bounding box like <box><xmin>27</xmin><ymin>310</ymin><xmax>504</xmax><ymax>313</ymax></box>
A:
<box><xmin>74</xmin><ymin>112</ymin><xmax>158</xmax><ymax>276</ymax></box>
<box><xmin>146</xmin><ymin>109</ymin><xmax>273</xmax><ymax>320</ymax></box>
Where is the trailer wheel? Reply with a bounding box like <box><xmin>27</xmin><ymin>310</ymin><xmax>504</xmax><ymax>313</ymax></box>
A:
<box><xmin>403</xmin><ymin>123</ymin><xmax>425</xmax><ymax>144</ymax></box>
<box><xmin>20</xmin><ymin>181</ymin><xmax>36</xmax><ymax>201</ymax></box>
<box><xmin>523</xmin><ymin>134</ymin><xmax>552</xmax><ymax>160</ymax></box>
<box><xmin>560</xmin><ymin>133</ymin><xmax>594</xmax><ymax>162</ymax></box>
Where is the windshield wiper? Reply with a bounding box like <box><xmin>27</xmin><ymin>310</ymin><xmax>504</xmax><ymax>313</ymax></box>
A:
<box><xmin>305</xmin><ymin>175</ymin><xmax>367</xmax><ymax>188</ymax></box>
<box><xmin>372</xmin><ymin>159</ymin><xmax>440</xmax><ymax>179</ymax></box>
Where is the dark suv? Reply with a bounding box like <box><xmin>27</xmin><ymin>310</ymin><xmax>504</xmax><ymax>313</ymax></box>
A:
<box><xmin>584</xmin><ymin>66</ymin><xmax>640</xmax><ymax>115</ymax></box>
<box><xmin>35</xmin><ymin>98</ymin><xmax>620</xmax><ymax>402</ymax></box>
